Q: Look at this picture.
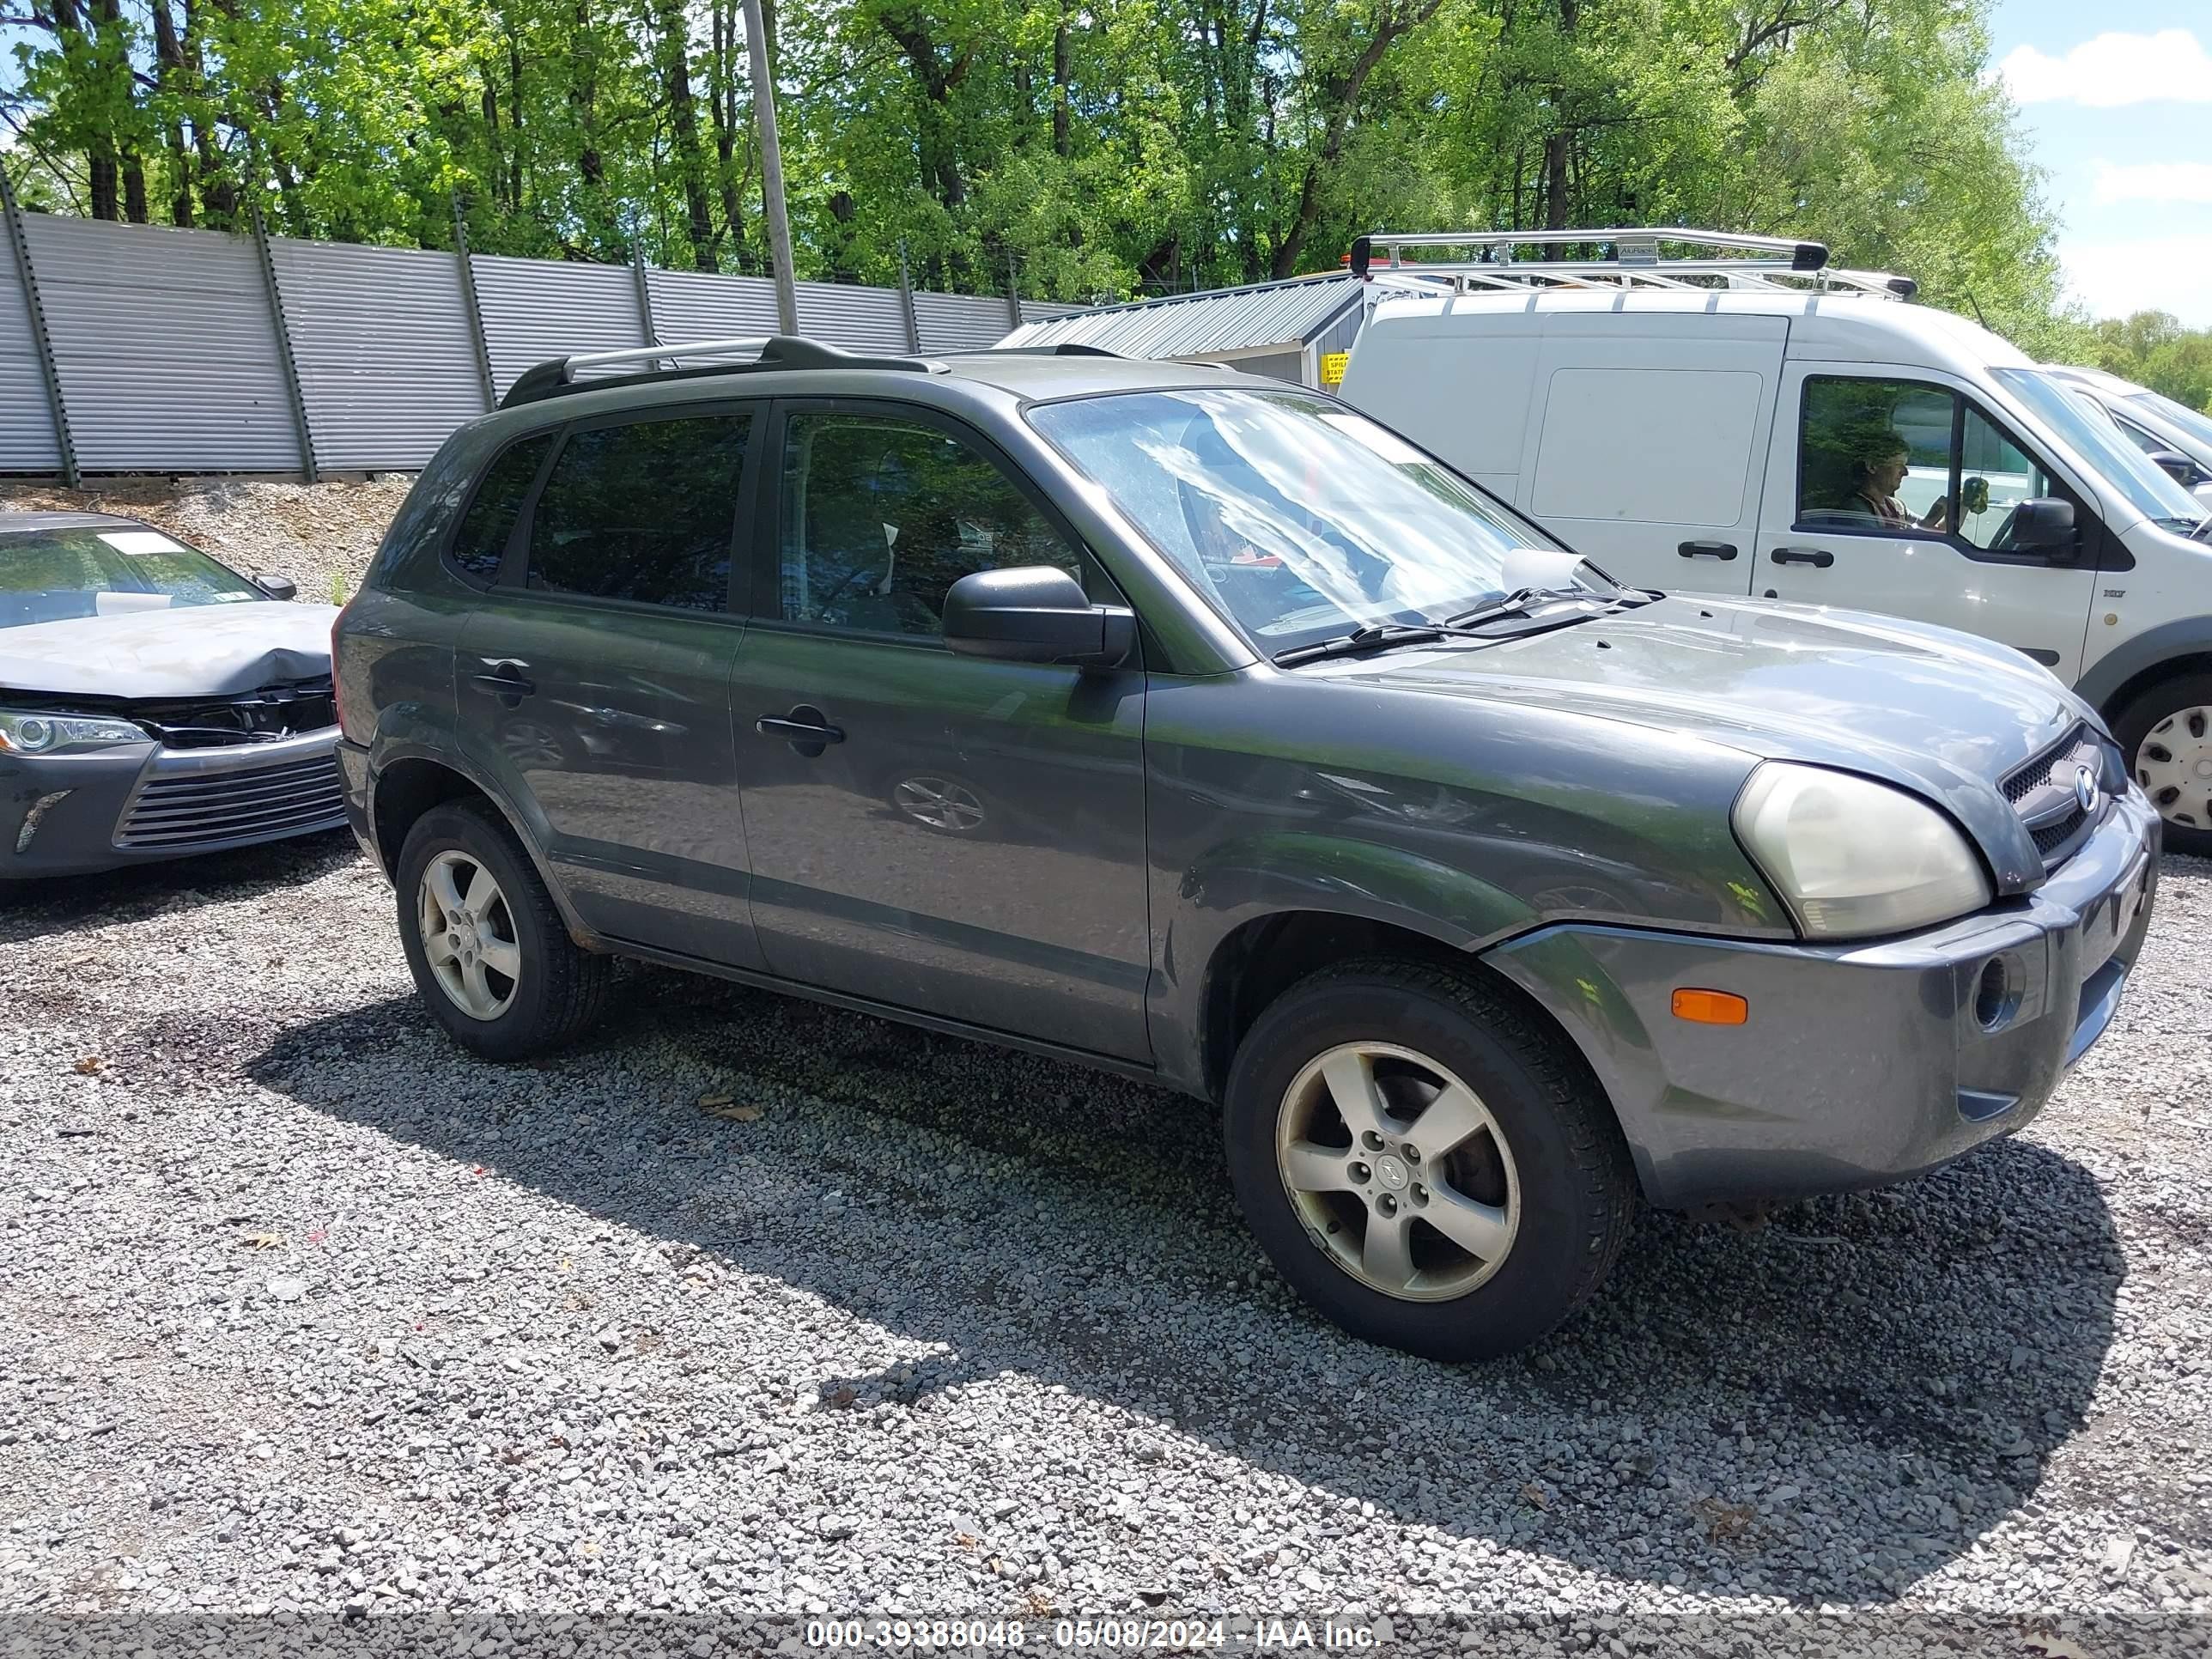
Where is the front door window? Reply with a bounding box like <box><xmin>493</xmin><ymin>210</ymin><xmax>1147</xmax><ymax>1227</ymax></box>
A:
<box><xmin>1796</xmin><ymin>377</ymin><xmax>1957</xmax><ymax>536</ymax></box>
<box><xmin>777</xmin><ymin>412</ymin><xmax>1079</xmax><ymax>637</ymax></box>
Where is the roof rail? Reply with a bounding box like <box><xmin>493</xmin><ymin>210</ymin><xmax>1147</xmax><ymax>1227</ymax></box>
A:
<box><xmin>1347</xmin><ymin>228</ymin><xmax>1917</xmax><ymax>303</ymax></box>
<box><xmin>500</xmin><ymin>334</ymin><xmax>951</xmax><ymax>409</ymax></box>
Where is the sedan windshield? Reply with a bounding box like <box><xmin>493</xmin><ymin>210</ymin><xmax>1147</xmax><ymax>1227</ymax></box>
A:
<box><xmin>0</xmin><ymin>525</ymin><xmax>264</xmax><ymax>630</ymax></box>
<box><xmin>1993</xmin><ymin>368</ymin><xmax>2206</xmax><ymax>528</ymax></box>
<box><xmin>1027</xmin><ymin>388</ymin><xmax>1586</xmax><ymax>652</ymax></box>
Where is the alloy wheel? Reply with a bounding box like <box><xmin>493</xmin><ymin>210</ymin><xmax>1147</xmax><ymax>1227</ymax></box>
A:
<box><xmin>1274</xmin><ymin>1041</ymin><xmax>1521</xmax><ymax>1302</ymax></box>
<box><xmin>2135</xmin><ymin>705</ymin><xmax>2212</xmax><ymax>831</ymax></box>
<box><xmin>417</xmin><ymin>849</ymin><xmax>522</xmax><ymax>1020</ymax></box>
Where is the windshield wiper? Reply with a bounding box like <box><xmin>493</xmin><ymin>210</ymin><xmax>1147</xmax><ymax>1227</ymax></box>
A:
<box><xmin>1272</xmin><ymin>623</ymin><xmax>1455</xmax><ymax>667</ymax></box>
<box><xmin>1444</xmin><ymin>584</ymin><xmax>1647</xmax><ymax>629</ymax></box>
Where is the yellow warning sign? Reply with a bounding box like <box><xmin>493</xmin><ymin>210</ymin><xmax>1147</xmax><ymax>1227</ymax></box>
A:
<box><xmin>1319</xmin><ymin>351</ymin><xmax>1349</xmax><ymax>386</ymax></box>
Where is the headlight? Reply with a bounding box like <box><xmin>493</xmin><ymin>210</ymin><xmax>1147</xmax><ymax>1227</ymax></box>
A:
<box><xmin>0</xmin><ymin>709</ymin><xmax>150</xmax><ymax>755</ymax></box>
<box><xmin>1733</xmin><ymin>763</ymin><xmax>1991</xmax><ymax>939</ymax></box>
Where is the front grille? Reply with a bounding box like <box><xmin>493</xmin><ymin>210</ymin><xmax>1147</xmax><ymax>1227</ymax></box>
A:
<box><xmin>118</xmin><ymin>679</ymin><xmax>337</xmax><ymax>750</ymax></box>
<box><xmin>1999</xmin><ymin>723</ymin><xmax>2105</xmax><ymax>869</ymax></box>
<box><xmin>114</xmin><ymin>753</ymin><xmax>344</xmax><ymax>849</ymax></box>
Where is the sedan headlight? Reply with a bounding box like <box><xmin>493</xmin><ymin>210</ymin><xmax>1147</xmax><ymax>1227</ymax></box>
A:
<box><xmin>1733</xmin><ymin>763</ymin><xmax>1991</xmax><ymax>939</ymax></box>
<box><xmin>0</xmin><ymin>709</ymin><xmax>151</xmax><ymax>755</ymax></box>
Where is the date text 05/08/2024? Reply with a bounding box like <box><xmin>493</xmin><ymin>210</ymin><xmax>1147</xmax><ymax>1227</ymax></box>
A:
<box><xmin>805</xmin><ymin>1617</ymin><xmax>1386</xmax><ymax>1650</ymax></box>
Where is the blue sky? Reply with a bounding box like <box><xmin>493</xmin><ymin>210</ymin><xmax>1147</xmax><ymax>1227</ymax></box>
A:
<box><xmin>1989</xmin><ymin>3</ymin><xmax>2212</xmax><ymax>325</ymax></box>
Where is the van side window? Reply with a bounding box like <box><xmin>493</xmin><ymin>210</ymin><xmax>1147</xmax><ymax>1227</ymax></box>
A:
<box><xmin>1796</xmin><ymin>378</ymin><xmax>1959</xmax><ymax>537</ymax></box>
<box><xmin>525</xmin><ymin>415</ymin><xmax>750</xmax><ymax>611</ymax></box>
<box><xmin>448</xmin><ymin>433</ymin><xmax>553</xmax><ymax>585</ymax></box>
<box><xmin>1955</xmin><ymin>405</ymin><xmax>2057</xmax><ymax>551</ymax></box>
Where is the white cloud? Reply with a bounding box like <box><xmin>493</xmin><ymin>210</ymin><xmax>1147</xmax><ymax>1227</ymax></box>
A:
<box><xmin>2063</xmin><ymin>234</ymin><xmax>2212</xmax><ymax>327</ymax></box>
<box><xmin>2094</xmin><ymin>161</ymin><xmax>2212</xmax><ymax>205</ymax></box>
<box><xmin>2000</xmin><ymin>30</ymin><xmax>2212</xmax><ymax>107</ymax></box>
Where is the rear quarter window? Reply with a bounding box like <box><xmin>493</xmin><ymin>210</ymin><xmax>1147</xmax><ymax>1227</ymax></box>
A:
<box><xmin>446</xmin><ymin>433</ymin><xmax>556</xmax><ymax>586</ymax></box>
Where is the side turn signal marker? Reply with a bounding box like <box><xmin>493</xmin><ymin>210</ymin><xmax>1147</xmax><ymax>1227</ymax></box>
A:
<box><xmin>1671</xmin><ymin>988</ymin><xmax>1749</xmax><ymax>1025</ymax></box>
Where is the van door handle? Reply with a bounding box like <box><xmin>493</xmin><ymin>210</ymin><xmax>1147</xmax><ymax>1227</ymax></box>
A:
<box><xmin>1771</xmin><ymin>546</ymin><xmax>1836</xmax><ymax>568</ymax></box>
<box><xmin>1677</xmin><ymin>540</ymin><xmax>1738</xmax><ymax>560</ymax></box>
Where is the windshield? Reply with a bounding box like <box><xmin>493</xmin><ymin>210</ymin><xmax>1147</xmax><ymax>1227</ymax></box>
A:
<box><xmin>0</xmin><ymin>525</ymin><xmax>264</xmax><ymax>630</ymax></box>
<box><xmin>1027</xmin><ymin>388</ymin><xmax>1582</xmax><ymax>651</ymax></box>
<box><xmin>2128</xmin><ymin>388</ymin><xmax>2212</xmax><ymax>456</ymax></box>
<box><xmin>1993</xmin><ymin>368</ymin><xmax>2207</xmax><ymax>527</ymax></box>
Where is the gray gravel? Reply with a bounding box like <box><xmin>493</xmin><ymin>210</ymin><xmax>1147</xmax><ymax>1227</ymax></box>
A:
<box><xmin>1</xmin><ymin>837</ymin><xmax>2208</xmax><ymax>1656</ymax></box>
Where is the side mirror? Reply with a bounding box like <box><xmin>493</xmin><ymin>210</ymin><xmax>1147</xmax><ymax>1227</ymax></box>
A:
<box><xmin>942</xmin><ymin>566</ymin><xmax>1135</xmax><ymax>666</ymax></box>
<box><xmin>2009</xmin><ymin>497</ymin><xmax>2076</xmax><ymax>559</ymax></box>
<box><xmin>253</xmin><ymin>573</ymin><xmax>298</xmax><ymax>602</ymax></box>
<box><xmin>2145</xmin><ymin>449</ymin><xmax>2202</xmax><ymax>487</ymax></box>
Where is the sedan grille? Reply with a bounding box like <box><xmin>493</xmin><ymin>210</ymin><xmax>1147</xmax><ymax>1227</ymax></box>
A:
<box><xmin>114</xmin><ymin>752</ymin><xmax>344</xmax><ymax>849</ymax></box>
<box><xmin>1998</xmin><ymin>723</ymin><xmax>2105</xmax><ymax>869</ymax></box>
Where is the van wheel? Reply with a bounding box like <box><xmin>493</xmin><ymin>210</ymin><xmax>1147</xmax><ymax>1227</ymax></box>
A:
<box><xmin>1223</xmin><ymin>958</ymin><xmax>1634</xmax><ymax>1362</ymax></box>
<box><xmin>395</xmin><ymin>801</ymin><xmax>611</xmax><ymax>1060</ymax></box>
<box><xmin>2112</xmin><ymin>674</ymin><xmax>2212</xmax><ymax>857</ymax></box>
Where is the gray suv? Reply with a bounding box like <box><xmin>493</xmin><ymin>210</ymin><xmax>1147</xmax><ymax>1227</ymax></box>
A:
<box><xmin>334</xmin><ymin>337</ymin><xmax>2160</xmax><ymax>1361</ymax></box>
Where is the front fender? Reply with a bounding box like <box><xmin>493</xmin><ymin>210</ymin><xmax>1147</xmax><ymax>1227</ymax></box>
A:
<box><xmin>1146</xmin><ymin>830</ymin><xmax>1535</xmax><ymax>1094</ymax></box>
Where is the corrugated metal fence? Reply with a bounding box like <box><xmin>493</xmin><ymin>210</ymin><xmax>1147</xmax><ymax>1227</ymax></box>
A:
<box><xmin>0</xmin><ymin>209</ymin><xmax>1079</xmax><ymax>481</ymax></box>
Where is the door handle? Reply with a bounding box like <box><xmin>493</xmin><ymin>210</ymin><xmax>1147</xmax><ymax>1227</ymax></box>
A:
<box><xmin>1677</xmin><ymin>540</ymin><xmax>1738</xmax><ymax>560</ymax></box>
<box><xmin>1771</xmin><ymin>546</ymin><xmax>1835</xmax><ymax>568</ymax></box>
<box><xmin>471</xmin><ymin>659</ymin><xmax>535</xmax><ymax>699</ymax></box>
<box><xmin>757</xmin><ymin>705</ymin><xmax>844</xmax><ymax>757</ymax></box>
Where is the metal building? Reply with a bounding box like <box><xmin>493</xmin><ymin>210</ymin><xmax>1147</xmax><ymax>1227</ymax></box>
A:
<box><xmin>994</xmin><ymin>272</ymin><xmax>1364</xmax><ymax>387</ymax></box>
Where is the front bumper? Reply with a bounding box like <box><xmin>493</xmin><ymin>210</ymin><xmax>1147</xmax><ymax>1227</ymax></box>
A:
<box><xmin>1486</xmin><ymin>789</ymin><xmax>2161</xmax><ymax>1209</ymax></box>
<box><xmin>0</xmin><ymin>726</ymin><xmax>346</xmax><ymax>878</ymax></box>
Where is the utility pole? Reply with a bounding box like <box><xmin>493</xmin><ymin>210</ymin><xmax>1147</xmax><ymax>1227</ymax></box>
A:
<box><xmin>743</xmin><ymin>0</ymin><xmax>799</xmax><ymax>335</ymax></box>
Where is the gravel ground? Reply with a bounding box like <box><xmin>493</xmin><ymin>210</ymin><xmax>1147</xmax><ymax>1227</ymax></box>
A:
<box><xmin>0</xmin><ymin>476</ymin><xmax>410</xmax><ymax>604</ymax></box>
<box><xmin>1</xmin><ymin>837</ymin><xmax>2209</xmax><ymax>1658</ymax></box>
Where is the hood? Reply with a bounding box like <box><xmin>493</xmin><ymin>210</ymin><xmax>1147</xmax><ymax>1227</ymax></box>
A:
<box><xmin>0</xmin><ymin>600</ymin><xmax>341</xmax><ymax>699</ymax></box>
<box><xmin>1343</xmin><ymin>596</ymin><xmax>2092</xmax><ymax>888</ymax></box>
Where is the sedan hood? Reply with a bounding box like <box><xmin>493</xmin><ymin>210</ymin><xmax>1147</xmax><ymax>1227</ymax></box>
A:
<box><xmin>1345</xmin><ymin>596</ymin><xmax>2092</xmax><ymax>889</ymax></box>
<box><xmin>0</xmin><ymin>600</ymin><xmax>340</xmax><ymax>699</ymax></box>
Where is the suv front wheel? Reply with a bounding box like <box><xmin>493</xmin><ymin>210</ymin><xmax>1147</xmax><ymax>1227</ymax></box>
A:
<box><xmin>1224</xmin><ymin>959</ymin><xmax>1634</xmax><ymax>1361</ymax></box>
<box><xmin>395</xmin><ymin>800</ymin><xmax>611</xmax><ymax>1060</ymax></box>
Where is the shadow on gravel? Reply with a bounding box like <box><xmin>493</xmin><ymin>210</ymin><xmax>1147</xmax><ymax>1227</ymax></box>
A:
<box><xmin>0</xmin><ymin>830</ymin><xmax>358</xmax><ymax>945</ymax></box>
<box><xmin>252</xmin><ymin>967</ymin><xmax>2122</xmax><ymax>1607</ymax></box>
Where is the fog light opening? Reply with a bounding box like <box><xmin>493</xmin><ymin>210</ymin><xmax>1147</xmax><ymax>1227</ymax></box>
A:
<box><xmin>1974</xmin><ymin>954</ymin><xmax>2022</xmax><ymax>1031</ymax></box>
<box><xmin>14</xmin><ymin>789</ymin><xmax>71</xmax><ymax>854</ymax></box>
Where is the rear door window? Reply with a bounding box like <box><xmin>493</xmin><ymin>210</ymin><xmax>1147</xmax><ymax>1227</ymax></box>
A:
<box><xmin>524</xmin><ymin>414</ymin><xmax>750</xmax><ymax>611</ymax></box>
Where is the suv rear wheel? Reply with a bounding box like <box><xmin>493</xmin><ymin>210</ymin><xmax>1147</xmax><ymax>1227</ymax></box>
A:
<box><xmin>395</xmin><ymin>801</ymin><xmax>611</xmax><ymax>1060</ymax></box>
<box><xmin>1224</xmin><ymin>958</ymin><xmax>1633</xmax><ymax>1361</ymax></box>
<box><xmin>2111</xmin><ymin>672</ymin><xmax>2212</xmax><ymax>857</ymax></box>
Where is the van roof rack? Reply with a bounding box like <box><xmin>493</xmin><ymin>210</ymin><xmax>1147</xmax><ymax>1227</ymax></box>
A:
<box><xmin>501</xmin><ymin>334</ymin><xmax>951</xmax><ymax>409</ymax></box>
<box><xmin>1349</xmin><ymin>228</ymin><xmax>1917</xmax><ymax>303</ymax></box>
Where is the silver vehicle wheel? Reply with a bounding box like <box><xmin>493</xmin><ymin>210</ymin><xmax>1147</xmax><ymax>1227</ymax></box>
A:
<box><xmin>1275</xmin><ymin>1041</ymin><xmax>1521</xmax><ymax>1303</ymax></box>
<box><xmin>894</xmin><ymin>775</ymin><xmax>986</xmax><ymax>832</ymax></box>
<box><xmin>416</xmin><ymin>849</ymin><xmax>522</xmax><ymax>1021</ymax></box>
<box><xmin>2135</xmin><ymin>705</ymin><xmax>2212</xmax><ymax>830</ymax></box>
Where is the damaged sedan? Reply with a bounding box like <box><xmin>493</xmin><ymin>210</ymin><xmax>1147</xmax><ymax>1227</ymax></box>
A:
<box><xmin>0</xmin><ymin>511</ymin><xmax>343</xmax><ymax>878</ymax></box>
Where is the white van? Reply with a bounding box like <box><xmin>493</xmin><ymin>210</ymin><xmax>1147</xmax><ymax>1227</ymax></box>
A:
<box><xmin>1338</xmin><ymin>228</ymin><xmax>2212</xmax><ymax>854</ymax></box>
<box><xmin>2049</xmin><ymin>363</ymin><xmax>2212</xmax><ymax>506</ymax></box>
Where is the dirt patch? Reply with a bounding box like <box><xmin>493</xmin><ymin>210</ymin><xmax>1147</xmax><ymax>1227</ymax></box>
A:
<box><xmin>0</xmin><ymin>475</ymin><xmax>413</xmax><ymax>605</ymax></box>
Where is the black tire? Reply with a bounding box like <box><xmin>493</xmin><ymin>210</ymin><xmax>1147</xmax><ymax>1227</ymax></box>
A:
<box><xmin>394</xmin><ymin>800</ymin><xmax>611</xmax><ymax>1060</ymax></box>
<box><xmin>1223</xmin><ymin>957</ymin><xmax>1635</xmax><ymax>1362</ymax></box>
<box><xmin>2110</xmin><ymin>673</ymin><xmax>2212</xmax><ymax>859</ymax></box>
